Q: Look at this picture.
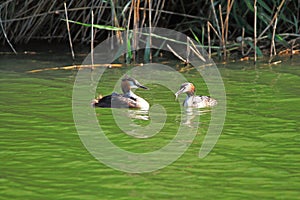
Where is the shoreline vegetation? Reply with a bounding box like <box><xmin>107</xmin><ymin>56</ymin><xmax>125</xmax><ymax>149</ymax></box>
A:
<box><xmin>1</xmin><ymin>0</ymin><xmax>299</xmax><ymax>65</ymax></box>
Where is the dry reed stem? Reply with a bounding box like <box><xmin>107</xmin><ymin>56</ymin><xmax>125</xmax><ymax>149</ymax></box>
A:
<box><xmin>148</xmin><ymin>0</ymin><xmax>152</xmax><ymax>61</ymax></box>
<box><xmin>187</xmin><ymin>37</ymin><xmax>206</xmax><ymax>62</ymax></box>
<box><xmin>269</xmin><ymin>17</ymin><xmax>279</xmax><ymax>64</ymax></box>
<box><xmin>242</xmin><ymin>27</ymin><xmax>245</xmax><ymax>56</ymax></box>
<box><xmin>210</xmin><ymin>0</ymin><xmax>221</xmax><ymax>37</ymax></box>
<box><xmin>290</xmin><ymin>40</ymin><xmax>295</xmax><ymax>58</ymax></box>
<box><xmin>167</xmin><ymin>44</ymin><xmax>187</xmax><ymax>63</ymax></box>
<box><xmin>126</xmin><ymin>0</ymin><xmax>134</xmax><ymax>51</ymax></box>
<box><xmin>254</xmin><ymin>0</ymin><xmax>257</xmax><ymax>64</ymax></box>
<box><xmin>91</xmin><ymin>9</ymin><xmax>94</xmax><ymax>70</ymax></box>
<box><xmin>132</xmin><ymin>0</ymin><xmax>140</xmax><ymax>62</ymax></box>
<box><xmin>207</xmin><ymin>21</ymin><xmax>211</xmax><ymax>58</ymax></box>
<box><xmin>258</xmin><ymin>0</ymin><xmax>286</xmax><ymax>39</ymax></box>
<box><xmin>155</xmin><ymin>0</ymin><xmax>165</xmax><ymax>27</ymax></box>
<box><xmin>141</xmin><ymin>0</ymin><xmax>148</xmax><ymax>30</ymax></box>
<box><xmin>186</xmin><ymin>37</ymin><xmax>190</xmax><ymax>63</ymax></box>
<box><xmin>2</xmin><ymin>6</ymin><xmax>208</xmax><ymax>24</ymax></box>
<box><xmin>64</xmin><ymin>2</ymin><xmax>75</xmax><ymax>60</ymax></box>
<box><xmin>271</xmin><ymin>17</ymin><xmax>278</xmax><ymax>57</ymax></box>
<box><xmin>189</xmin><ymin>45</ymin><xmax>206</xmax><ymax>62</ymax></box>
<box><xmin>225</xmin><ymin>0</ymin><xmax>234</xmax><ymax>43</ymax></box>
<box><xmin>110</xmin><ymin>0</ymin><xmax>122</xmax><ymax>45</ymax></box>
<box><xmin>0</xmin><ymin>7</ymin><xmax>17</xmax><ymax>54</ymax></box>
<box><xmin>27</xmin><ymin>1</ymin><xmax>56</xmax><ymax>43</ymax></box>
<box><xmin>139</xmin><ymin>7</ymin><xmax>207</xmax><ymax>20</ymax></box>
<box><xmin>1</xmin><ymin>0</ymin><xmax>296</xmax><ymax>62</ymax></box>
<box><xmin>219</xmin><ymin>4</ymin><xmax>226</xmax><ymax>58</ymax></box>
<box><xmin>207</xmin><ymin>21</ymin><xmax>222</xmax><ymax>41</ymax></box>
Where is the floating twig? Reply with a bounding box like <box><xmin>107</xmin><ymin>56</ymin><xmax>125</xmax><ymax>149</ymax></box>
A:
<box><xmin>27</xmin><ymin>63</ymin><xmax>144</xmax><ymax>73</ymax></box>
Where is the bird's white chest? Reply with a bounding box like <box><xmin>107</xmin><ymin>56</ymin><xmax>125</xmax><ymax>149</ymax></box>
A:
<box><xmin>136</xmin><ymin>97</ymin><xmax>149</xmax><ymax>110</ymax></box>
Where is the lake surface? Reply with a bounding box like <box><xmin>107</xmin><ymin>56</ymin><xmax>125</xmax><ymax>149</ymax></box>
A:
<box><xmin>1</xmin><ymin>52</ymin><xmax>299</xmax><ymax>199</ymax></box>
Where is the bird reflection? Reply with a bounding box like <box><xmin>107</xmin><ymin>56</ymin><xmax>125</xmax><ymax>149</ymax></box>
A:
<box><xmin>181</xmin><ymin>107</ymin><xmax>212</xmax><ymax>127</ymax></box>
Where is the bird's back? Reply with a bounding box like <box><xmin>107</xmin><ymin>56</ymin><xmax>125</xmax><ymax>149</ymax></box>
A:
<box><xmin>184</xmin><ymin>95</ymin><xmax>217</xmax><ymax>108</ymax></box>
<box><xmin>93</xmin><ymin>93</ymin><xmax>137</xmax><ymax>108</ymax></box>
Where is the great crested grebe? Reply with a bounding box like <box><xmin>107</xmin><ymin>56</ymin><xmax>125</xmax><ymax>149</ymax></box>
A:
<box><xmin>92</xmin><ymin>76</ymin><xmax>149</xmax><ymax>110</ymax></box>
<box><xmin>175</xmin><ymin>82</ymin><xmax>217</xmax><ymax>108</ymax></box>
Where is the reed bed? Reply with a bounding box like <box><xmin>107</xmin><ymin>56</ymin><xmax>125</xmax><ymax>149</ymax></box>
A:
<box><xmin>0</xmin><ymin>0</ymin><xmax>299</xmax><ymax>61</ymax></box>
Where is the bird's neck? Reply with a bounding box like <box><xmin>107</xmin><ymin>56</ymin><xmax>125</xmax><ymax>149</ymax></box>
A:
<box><xmin>186</xmin><ymin>91</ymin><xmax>195</xmax><ymax>97</ymax></box>
<box><xmin>124</xmin><ymin>90</ymin><xmax>137</xmax><ymax>99</ymax></box>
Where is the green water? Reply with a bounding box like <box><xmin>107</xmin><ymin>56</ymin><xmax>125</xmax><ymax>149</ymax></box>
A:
<box><xmin>1</xmin><ymin>53</ymin><xmax>299</xmax><ymax>199</ymax></box>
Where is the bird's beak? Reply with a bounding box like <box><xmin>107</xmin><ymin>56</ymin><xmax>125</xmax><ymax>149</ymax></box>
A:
<box><xmin>175</xmin><ymin>87</ymin><xmax>185</xmax><ymax>100</ymax></box>
<box><xmin>138</xmin><ymin>84</ymin><xmax>148</xmax><ymax>90</ymax></box>
<box><xmin>175</xmin><ymin>93</ymin><xmax>179</xmax><ymax>100</ymax></box>
<box><xmin>135</xmin><ymin>81</ymin><xmax>148</xmax><ymax>90</ymax></box>
<box><xmin>91</xmin><ymin>99</ymin><xmax>98</xmax><ymax>107</ymax></box>
<box><xmin>175</xmin><ymin>91</ymin><xmax>181</xmax><ymax>100</ymax></box>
